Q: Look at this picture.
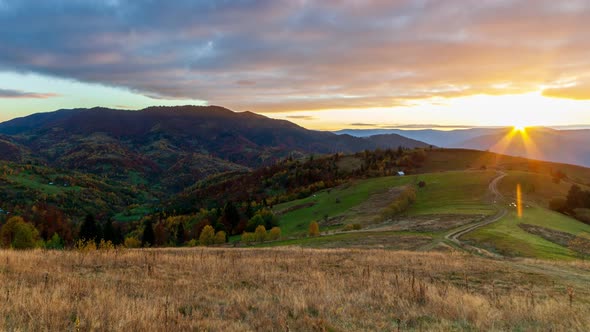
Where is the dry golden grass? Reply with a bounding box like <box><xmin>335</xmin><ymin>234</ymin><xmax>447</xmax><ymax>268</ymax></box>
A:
<box><xmin>0</xmin><ymin>247</ymin><xmax>588</xmax><ymax>331</ymax></box>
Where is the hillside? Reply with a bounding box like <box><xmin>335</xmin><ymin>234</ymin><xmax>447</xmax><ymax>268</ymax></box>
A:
<box><xmin>0</xmin><ymin>106</ymin><xmax>428</xmax><ymax>192</ymax></box>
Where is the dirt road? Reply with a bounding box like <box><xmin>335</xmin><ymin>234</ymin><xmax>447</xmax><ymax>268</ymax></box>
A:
<box><xmin>443</xmin><ymin>171</ymin><xmax>507</xmax><ymax>256</ymax></box>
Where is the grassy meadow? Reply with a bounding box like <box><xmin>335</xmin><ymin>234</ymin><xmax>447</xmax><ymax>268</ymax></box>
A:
<box><xmin>274</xmin><ymin>170</ymin><xmax>497</xmax><ymax>237</ymax></box>
<box><xmin>0</xmin><ymin>247</ymin><xmax>589</xmax><ymax>331</ymax></box>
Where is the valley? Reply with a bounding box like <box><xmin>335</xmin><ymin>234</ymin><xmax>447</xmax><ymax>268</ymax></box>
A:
<box><xmin>0</xmin><ymin>108</ymin><xmax>588</xmax><ymax>330</ymax></box>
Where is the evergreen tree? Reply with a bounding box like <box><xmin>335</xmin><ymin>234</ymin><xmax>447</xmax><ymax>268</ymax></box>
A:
<box><xmin>222</xmin><ymin>201</ymin><xmax>240</xmax><ymax>235</ymax></box>
<box><xmin>79</xmin><ymin>214</ymin><xmax>100</xmax><ymax>243</ymax></box>
<box><xmin>141</xmin><ymin>219</ymin><xmax>155</xmax><ymax>247</ymax></box>
<box><xmin>176</xmin><ymin>222</ymin><xmax>185</xmax><ymax>246</ymax></box>
<box><xmin>103</xmin><ymin>219</ymin><xmax>115</xmax><ymax>243</ymax></box>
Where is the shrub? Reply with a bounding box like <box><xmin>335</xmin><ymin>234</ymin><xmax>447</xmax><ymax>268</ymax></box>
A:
<box><xmin>255</xmin><ymin>225</ymin><xmax>267</xmax><ymax>243</ymax></box>
<box><xmin>380</xmin><ymin>186</ymin><xmax>417</xmax><ymax>220</ymax></box>
<box><xmin>269</xmin><ymin>227</ymin><xmax>281</xmax><ymax>241</ymax></box>
<box><xmin>199</xmin><ymin>225</ymin><xmax>215</xmax><ymax>246</ymax></box>
<box><xmin>98</xmin><ymin>239</ymin><xmax>115</xmax><ymax>251</ymax></box>
<box><xmin>45</xmin><ymin>233</ymin><xmax>64</xmax><ymax>250</ymax></box>
<box><xmin>241</xmin><ymin>232</ymin><xmax>256</xmax><ymax>245</ymax></box>
<box><xmin>343</xmin><ymin>223</ymin><xmax>362</xmax><ymax>231</ymax></box>
<box><xmin>75</xmin><ymin>239</ymin><xmax>97</xmax><ymax>252</ymax></box>
<box><xmin>186</xmin><ymin>239</ymin><xmax>198</xmax><ymax>247</ymax></box>
<box><xmin>309</xmin><ymin>221</ymin><xmax>320</xmax><ymax>237</ymax></box>
<box><xmin>418</xmin><ymin>181</ymin><xmax>426</xmax><ymax>188</ymax></box>
<box><xmin>214</xmin><ymin>231</ymin><xmax>226</xmax><ymax>244</ymax></box>
<box><xmin>124</xmin><ymin>237</ymin><xmax>141</xmax><ymax>248</ymax></box>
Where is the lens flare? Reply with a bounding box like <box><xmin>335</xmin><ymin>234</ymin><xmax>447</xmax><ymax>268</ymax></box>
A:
<box><xmin>516</xmin><ymin>183</ymin><xmax>523</xmax><ymax>218</ymax></box>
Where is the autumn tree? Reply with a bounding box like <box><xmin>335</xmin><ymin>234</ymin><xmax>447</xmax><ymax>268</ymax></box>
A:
<box><xmin>199</xmin><ymin>225</ymin><xmax>215</xmax><ymax>246</ymax></box>
<box><xmin>255</xmin><ymin>225</ymin><xmax>267</xmax><ymax>242</ymax></box>
<box><xmin>12</xmin><ymin>222</ymin><xmax>39</xmax><ymax>249</ymax></box>
<box><xmin>0</xmin><ymin>216</ymin><xmax>24</xmax><ymax>247</ymax></box>
<box><xmin>309</xmin><ymin>221</ymin><xmax>320</xmax><ymax>237</ymax></box>
<box><xmin>269</xmin><ymin>227</ymin><xmax>281</xmax><ymax>241</ymax></box>
<box><xmin>214</xmin><ymin>230</ymin><xmax>226</xmax><ymax>244</ymax></box>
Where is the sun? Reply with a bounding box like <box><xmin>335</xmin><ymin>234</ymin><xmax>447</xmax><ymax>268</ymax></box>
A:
<box><xmin>513</xmin><ymin>125</ymin><xmax>526</xmax><ymax>132</ymax></box>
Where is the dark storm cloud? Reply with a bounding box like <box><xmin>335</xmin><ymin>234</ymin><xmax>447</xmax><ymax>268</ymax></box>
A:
<box><xmin>1</xmin><ymin>0</ymin><xmax>590</xmax><ymax>111</ymax></box>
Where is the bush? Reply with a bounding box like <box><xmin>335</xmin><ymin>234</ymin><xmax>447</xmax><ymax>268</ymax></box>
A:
<box><xmin>186</xmin><ymin>239</ymin><xmax>198</xmax><ymax>247</ymax></box>
<box><xmin>269</xmin><ymin>227</ymin><xmax>281</xmax><ymax>241</ymax></box>
<box><xmin>199</xmin><ymin>225</ymin><xmax>215</xmax><ymax>246</ymax></box>
<box><xmin>241</xmin><ymin>232</ymin><xmax>256</xmax><ymax>245</ymax></box>
<box><xmin>343</xmin><ymin>223</ymin><xmax>362</xmax><ymax>231</ymax></box>
<box><xmin>418</xmin><ymin>181</ymin><xmax>426</xmax><ymax>188</ymax></box>
<box><xmin>214</xmin><ymin>231</ymin><xmax>226</xmax><ymax>244</ymax></box>
<box><xmin>98</xmin><ymin>239</ymin><xmax>115</xmax><ymax>251</ymax></box>
<box><xmin>45</xmin><ymin>233</ymin><xmax>64</xmax><ymax>250</ymax></box>
<box><xmin>124</xmin><ymin>237</ymin><xmax>141</xmax><ymax>248</ymax></box>
<box><xmin>255</xmin><ymin>225</ymin><xmax>267</xmax><ymax>243</ymax></box>
<box><xmin>380</xmin><ymin>186</ymin><xmax>417</xmax><ymax>220</ymax></box>
<box><xmin>309</xmin><ymin>221</ymin><xmax>320</xmax><ymax>237</ymax></box>
<box><xmin>75</xmin><ymin>239</ymin><xmax>97</xmax><ymax>252</ymax></box>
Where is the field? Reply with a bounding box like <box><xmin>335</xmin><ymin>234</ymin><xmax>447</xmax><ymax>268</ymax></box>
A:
<box><xmin>266</xmin><ymin>165</ymin><xmax>590</xmax><ymax>262</ymax></box>
<box><xmin>0</xmin><ymin>248</ymin><xmax>588</xmax><ymax>331</ymax></box>
<box><xmin>274</xmin><ymin>170</ymin><xmax>496</xmax><ymax>237</ymax></box>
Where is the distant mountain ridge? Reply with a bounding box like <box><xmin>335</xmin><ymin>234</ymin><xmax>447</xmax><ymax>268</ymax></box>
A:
<box><xmin>0</xmin><ymin>106</ymin><xmax>429</xmax><ymax>192</ymax></box>
<box><xmin>336</xmin><ymin>127</ymin><xmax>590</xmax><ymax>167</ymax></box>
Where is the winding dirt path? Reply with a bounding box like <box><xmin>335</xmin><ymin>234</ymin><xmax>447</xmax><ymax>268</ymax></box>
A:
<box><xmin>443</xmin><ymin>171</ymin><xmax>507</xmax><ymax>256</ymax></box>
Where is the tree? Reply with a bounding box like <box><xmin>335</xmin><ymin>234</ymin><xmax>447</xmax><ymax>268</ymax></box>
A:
<box><xmin>176</xmin><ymin>222</ymin><xmax>185</xmax><ymax>246</ymax></box>
<box><xmin>12</xmin><ymin>222</ymin><xmax>39</xmax><ymax>249</ymax></box>
<box><xmin>214</xmin><ymin>231</ymin><xmax>226</xmax><ymax>244</ymax></box>
<box><xmin>222</xmin><ymin>201</ymin><xmax>241</xmax><ymax>235</ymax></box>
<box><xmin>199</xmin><ymin>225</ymin><xmax>215</xmax><ymax>246</ymax></box>
<box><xmin>246</xmin><ymin>214</ymin><xmax>265</xmax><ymax>232</ymax></box>
<box><xmin>255</xmin><ymin>225</ymin><xmax>267</xmax><ymax>242</ymax></box>
<box><xmin>566</xmin><ymin>185</ymin><xmax>586</xmax><ymax>211</ymax></box>
<box><xmin>141</xmin><ymin>219</ymin><xmax>155</xmax><ymax>247</ymax></box>
<box><xmin>45</xmin><ymin>233</ymin><xmax>64</xmax><ymax>250</ymax></box>
<box><xmin>269</xmin><ymin>227</ymin><xmax>281</xmax><ymax>241</ymax></box>
<box><xmin>79</xmin><ymin>214</ymin><xmax>101</xmax><ymax>244</ymax></box>
<box><xmin>309</xmin><ymin>221</ymin><xmax>320</xmax><ymax>237</ymax></box>
<box><xmin>0</xmin><ymin>216</ymin><xmax>24</xmax><ymax>247</ymax></box>
<box><xmin>103</xmin><ymin>219</ymin><xmax>115</xmax><ymax>243</ymax></box>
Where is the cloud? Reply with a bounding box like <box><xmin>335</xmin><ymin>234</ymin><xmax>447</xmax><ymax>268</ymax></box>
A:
<box><xmin>542</xmin><ymin>81</ymin><xmax>590</xmax><ymax>100</ymax></box>
<box><xmin>1</xmin><ymin>1</ymin><xmax>590</xmax><ymax>111</ymax></box>
<box><xmin>350</xmin><ymin>123</ymin><xmax>377</xmax><ymax>127</ymax></box>
<box><xmin>0</xmin><ymin>88</ymin><xmax>59</xmax><ymax>99</ymax></box>
<box><xmin>286</xmin><ymin>115</ymin><xmax>316</xmax><ymax>120</ymax></box>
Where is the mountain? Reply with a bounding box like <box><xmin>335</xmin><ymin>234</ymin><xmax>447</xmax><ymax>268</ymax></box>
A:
<box><xmin>337</xmin><ymin>127</ymin><xmax>590</xmax><ymax>167</ymax></box>
<box><xmin>0</xmin><ymin>106</ymin><xmax>429</xmax><ymax>192</ymax></box>
<box><xmin>458</xmin><ymin>127</ymin><xmax>590</xmax><ymax>167</ymax></box>
<box><xmin>335</xmin><ymin>128</ymin><xmax>505</xmax><ymax>146</ymax></box>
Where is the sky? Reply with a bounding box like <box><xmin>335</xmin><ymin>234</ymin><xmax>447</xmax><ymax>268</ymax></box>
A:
<box><xmin>1</xmin><ymin>0</ymin><xmax>590</xmax><ymax>130</ymax></box>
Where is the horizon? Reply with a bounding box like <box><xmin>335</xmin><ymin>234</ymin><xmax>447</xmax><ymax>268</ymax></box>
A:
<box><xmin>3</xmin><ymin>106</ymin><xmax>590</xmax><ymax>132</ymax></box>
<box><xmin>1</xmin><ymin>1</ymin><xmax>590</xmax><ymax>130</ymax></box>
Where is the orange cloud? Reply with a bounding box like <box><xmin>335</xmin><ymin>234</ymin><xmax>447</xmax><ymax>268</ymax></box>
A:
<box><xmin>542</xmin><ymin>82</ymin><xmax>590</xmax><ymax>100</ymax></box>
